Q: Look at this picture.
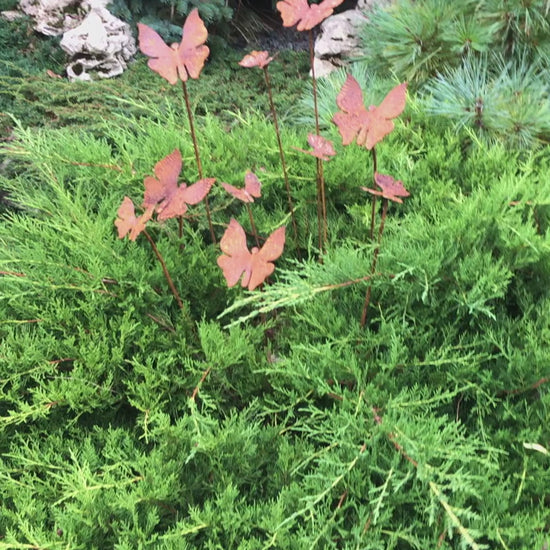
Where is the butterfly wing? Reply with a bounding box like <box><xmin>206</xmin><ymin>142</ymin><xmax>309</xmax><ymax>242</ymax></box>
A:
<box><xmin>178</xmin><ymin>8</ymin><xmax>209</xmax><ymax>81</ymax></box>
<box><xmin>376</xmin><ymin>82</ymin><xmax>408</xmax><ymax>120</ymax></box>
<box><xmin>248</xmin><ymin>226</ymin><xmax>286</xmax><ymax>290</ymax></box>
<box><xmin>244</xmin><ymin>171</ymin><xmax>262</xmax><ymax>200</ymax></box>
<box><xmin>374</xmin><ymin>172</ymin><xmax>409</xmax><ymax>203</ymax></box>
<box><xmin>143</xmin><ymin>149</ymin><xmax>182</xmax><ymax>209</ymax></box>
<box><xmin>306</xmin><ymin>134</ymin><xmax>336</xmax><ymax>160</ymax></box>
<box><xmin>239</xmin><ymin>50</ymin><xmax>273</xmax><ymax>69</ymax></box>
<box><xmin>137</xmin><ymin>23</ymin><xmax>179</xmax><ymax>85</ymax></box>
<box><xmin>115</xmin><ymin>196</ymin><xmax>136</xmax><ymax>239</ymax></box>
<box><xmin>301</xmin><ymin>0</ymin><xmax>343</xmax><ymax>30</ymax></box>
<box><xmin>365</xmin><ymin>82</ymin><xmax>407</xmax><ymax>149</ymax></box>
<box><xmin>332</xmin><ymin>74</ymin><xmax>370</xmax><ymax>146</ymax></box>
<box><xmin>130</xmin><ymin>205</ymin><xmax>154</xmax><ymax>240</ymax></box>
<box><xmin>115</xmin><ymin>197</ymin><xmax>152</xmax><ymax>241</ymax></box>
<box><xmin>221</xmin><ymin>182</ymin><xmax>248</xmax><ymax>202</ymax></box>
<box><xmin>364</xmin><ymin>116</ymin><xmax>395</xmax><ymax>150</ymax></box>
<box><xmin>217</xmin><ymin>218</ymin><xmax>252</xmax><ymax>288</ymax></box>
<box><xmin>157</xmin><ymin>177</ymin><xmax>214</xmax><ymax>220</ymax></box>
<box><xmin>277</xmin><ymin>0</ymin><xmax>308</xmax><ymax>28</ymax></box>
<box><xmin>222</xmin><ymin>173</ymin><xmax>261</xmax><ymax>203</ymax></box>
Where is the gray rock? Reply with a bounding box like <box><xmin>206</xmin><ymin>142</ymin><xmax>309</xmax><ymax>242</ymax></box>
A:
<box><xmin>0</xmin><ymin>10</ymin><xmax>25</xmax><ymax>21</ymax></box>
<box><xmin>313</xmin><ymin>10</ymin><xmax>367</xmax><ymax>77</ymax></box>
<box><xmin>16</xmin><ymin>0</ymin><xmax>136</xmax><ymax>80</ymax></box>
<box><xmin>357</xmin><ymin>0</ymin><xmax>392</xmax><ymax>9</ymax></box>
<box><xmin>19</xmin><ymin>0</ymin><xmax>82</xmax><ymax>36</ymax></box>
<box><xmin>60</xmin><ymin>5</ymin><xmax>136</xmax><ymax>81</ymax></box>
<box><xmin>313</xmin><ymin>0</ymin><xmax>394</xmax><ymax>77</ymax></box>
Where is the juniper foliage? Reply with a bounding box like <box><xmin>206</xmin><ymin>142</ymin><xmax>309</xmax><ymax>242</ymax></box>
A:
<box><xmin>1</xmin><ymin>86</ymin><xmax>549</xmax><ymax>548</ymax></box>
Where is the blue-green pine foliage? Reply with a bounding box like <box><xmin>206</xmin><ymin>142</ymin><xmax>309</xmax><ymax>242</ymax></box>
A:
<box><xmin>357</xmin><ymin>0</ymin><xmax>550</xmax><ymax>147</ymax></box>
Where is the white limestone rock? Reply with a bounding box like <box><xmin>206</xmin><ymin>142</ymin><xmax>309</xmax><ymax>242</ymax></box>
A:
<box><xmin>19</xmin><ymin>0</ymin><xmax>81</xmax><ymax>36</ymax></box>
<box><xmin>313</xmin><ymin>0</ymin><xmax>394</xmax><ymax>77</ymax></box>
<box><xmin>313</xmin><ymin>10</ymin><xmax>367</xmax><ymax>77</ymax></box>
<box><xmin>357</xmin><ymin>0</ymin><xmax>392</xmax><ymax>9</ymax></box>
<box><xmin>17</xmin><ymin>0</ymin><xmax>136</xmax><ymax>81</ymax></box>
<box><xmin>0</xmin><ymin>10</ymin><xmax>25</xmax><ymax>21</ymax></box>
<box><xmin>60</xmin><ymin>6</ymin><xmax>136</xmax><ymax>81</ymax></box>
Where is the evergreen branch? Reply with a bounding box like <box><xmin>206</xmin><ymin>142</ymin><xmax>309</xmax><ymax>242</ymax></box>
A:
<box><xmin>429</xmin><ymin>481</ymin><xmax>482</xmax><ymax>550</ymax></box>
<box><xmin>385</xmin><ymin>425</ymin><xmax>489</xmax><ymax>550</ymax></box>
<box><xmin>372</xmin><ymin>467</ymin><xmax>394</xmax><ymax>524</ymax></box>
<box><xmin>160</xmin><ymin>522</ymin><xmax>209</xmax><ymax>539</ymax></box>
<box><xmin>219</xmin><ymin>272</ymin><xmax>382</xmax><ymax>327</ymax></box>
<box><xmin>53</xmin><ymin>476</ymin><xmax>143</xmax><ymax>506</ymax></box>
<box><xmin>272</xmin><ymin>443</ymin><xmax>366</xmax><ymax>534</ymax></box>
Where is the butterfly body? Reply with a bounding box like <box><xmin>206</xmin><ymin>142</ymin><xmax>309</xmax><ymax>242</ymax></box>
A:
<box><xmin>142</xmin><ymin>149</ymin><xmax>214</xmax><ymax>220</ymax></box>
<box><xmin>277</xmin><ymin>0</ymin><xmax>344</xmax><ymax>31</ymax></box>
<box><xmin>137</xmin><ymin>8</ymin><xmax>209</xmax><ymax>85</ymax></box>
<box><xmin>218</xmin><ymin>219</ymin><xmax>286</xmax><ymax>290</ymax></box>
<box><xmin>333</xmin><ymin>75</ymin><xmax>407</xmax><ymax>150</ymax></box>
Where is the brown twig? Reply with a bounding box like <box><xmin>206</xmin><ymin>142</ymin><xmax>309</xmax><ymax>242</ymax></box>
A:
<box><xmin>143</xmin><ymin>229</ymin><xmax>184</xmax><ymax>310</ymax></box>
<box><xmin>246</xmin><ymin>203</ymin><xmax>260</xmax><ymax>248</ymax></box>
<box><xmin>263</xmin><ymin>66</ymin><xmax>298</xmax><ymax>243</ymax></box>
<box><xmin>181</xmin><ymin>80</ymin><xmax>216</xmax><ymax>243</ymax></box>
<box><xmin>336</xmin><ymin>489</ymin><xmax>348</xmax><ymax>509</ymax></box>
<box><xmin>145</xmin><ymin>313</ymin><xmax>176</xmax><ymax>333</ymax></box>
<box><xmin>361</xmin><ymin>198</ymin><xmax>388</xmax><ymax>327</ymax></box>
<box><xmin>191</xmin><ymin>366</ymin><xmax>211</xmax><ymax>402</ymax></box>
<box><xmin>498</xmin><ymin>376</ymin><xmax>550</xmax><ymax>397</ymax></box>
<box><xmin>362</xmin><ymin>516</ymin><xmax>372</xmax><ymax>535</ymax></box>
<box><xmin>308</xmin><ymin>30</ymin><xmax>327</xmax><ymax>252</ymax></box>
<box><xmin>388</xmin><ymin>431</ymin><xmax>418</xmax><ymax>467</ymax></box>
<box><xmin>369</xmin><ymin>148</ymin><xmax>378</xmax><ymax>241</ymax></box>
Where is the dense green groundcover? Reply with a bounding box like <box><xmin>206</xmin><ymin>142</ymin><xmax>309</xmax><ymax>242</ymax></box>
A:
<box><xmin>1</xmin><ymin>8</ymin><xmax>550</xmax><ymax>550</ymax></box>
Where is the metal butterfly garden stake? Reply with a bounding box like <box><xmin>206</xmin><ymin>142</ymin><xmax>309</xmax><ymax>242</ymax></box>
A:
<box><xmin>333</xmin><ymin>74</ymin><xmax>409</xmax><ymax>326</ymax></box>
<box><xmin>138</xmin><ymin>9</ymin><xmax>216</xmax><ymax>242</ymax></box>
<box><xmin>115</xmin><ymin>147</ymin><xmax>215</xmax><ymax>313</ymax></box>
<box><xmin>217</xmin><ymin>218</ymin><xmax>286</xmax><ymax>291</ymax></box>
<box><xmin>277</xmin><ymin>0</ymin><xmax>344</xmax><ymax>253</ymax></box>
<box><xmin>238</xmin><ymin>51</ymin><xmax>298</xmax><ymax>244</ymax></box>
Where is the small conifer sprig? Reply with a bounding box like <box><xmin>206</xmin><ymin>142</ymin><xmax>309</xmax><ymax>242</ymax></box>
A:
<box><xmin>424</xmin><ymin>54</ymin><xmax>550</xmax><ymax>147</ymax></box>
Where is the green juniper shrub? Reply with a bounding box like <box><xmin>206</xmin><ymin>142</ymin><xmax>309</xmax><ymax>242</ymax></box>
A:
<box><xmin>3</xmin><ymin>88</ymin><xmax>550</xmax><ymax>549</ymax></box>
<box><xmin>1</xmin><ymin>4</ymin><xmax>550</xmax><ymax>550</ymax></box>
